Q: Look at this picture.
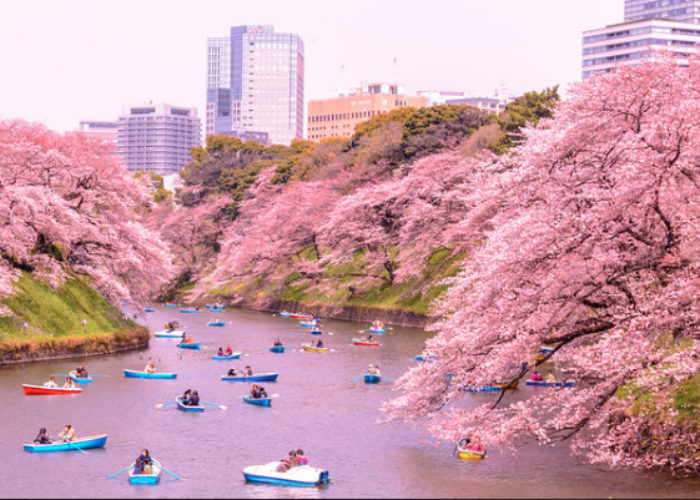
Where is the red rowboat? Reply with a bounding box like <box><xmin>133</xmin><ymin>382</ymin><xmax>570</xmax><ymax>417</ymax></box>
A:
<box><xmin>290</xmin><ymin>313</ymin><xmax>313</xmax><ymax>320</ymax></box>
<box><xmin>352</xmin><ymin>338</ymin><xmax>380</xmax><ymax>347</ymax></box>
<box><xmin>22</xmin><ymin>384</ymin><xmax>82</xmax><ymax>395</ymax></box>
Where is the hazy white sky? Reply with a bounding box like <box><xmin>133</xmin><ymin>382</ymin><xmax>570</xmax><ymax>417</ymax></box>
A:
<box><xmin>0</xmin><ymin>0</ymin><xmax>622</xmax><ymax>132</ymax></box>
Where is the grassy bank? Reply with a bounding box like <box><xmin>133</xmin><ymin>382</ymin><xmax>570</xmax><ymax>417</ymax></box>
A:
<box><xmin>0</xmin><ymin>271</ymin><xmax>147</xmax><ymax>364</ymax></box>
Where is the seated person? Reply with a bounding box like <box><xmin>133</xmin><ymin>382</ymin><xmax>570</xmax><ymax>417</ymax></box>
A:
<box><xmin>63</xmin><ymin>377</ymin><xmax>76</xmax><ymax>389</ymax></box>
<box><xmin>181</xmin><ymin>389</ymin><xmax>192</xmax><ymax>403</ymax></box>
<box><xmin>258</xmin><ymin>386</ymin><xmax>268</xmax><ymax>398</ymax></box>
<box><xmin>296</xmin><ymin>449</ymin><xmax>308</xmax><ymax>465</ymax></box>
<box><xmin>227</xmin><ymin>368</ymin><xmax>241</xmax><ymax>377</ymax></box>
<box><xmin>458</xmin><ymin>437</ymin><xmax>485</xmax><ymax>453</ymax></box>
<box><xmin>250</xmin><ymin>384</ymin><xmax>260</xmax><ymax>398</ymax></box>
<box><xmin>367</xmin><ymin>364</ymin><xmax>380</xmax><ymax>375</ymax></box>
<box><xmin>58</xmin><ymin>424</ymin><xmax>75</xmax><ymax>442</ymax></box>
<box><xmin>532</xmin><ymin>370</ymin><xmax>543</xmax><ymax>381</ymax></box>
<box><xmin>145</xmin><ymin>361</ymin><xmax>156</xmax><ymax>373</ymax></box>
<box><xmin>77</xmin><ymin>365</ymin><xmax>88</xmax><ymax>378</ymax></box>
<box><xmin>217</xmin><ymin>347</ymin><xmax>224</xmax><ymax>356</ymax></box>
<box><xmin>43</xmin><ymin>375</ymin><xmax>58</xmax><ymax>388</ymax></box>
<box><xmin>34</xmin><ymin>427</ymin><xmax>52</xmax><ymax>444</ymax></box>
<box><xmin>224</xmin><ymin>346</ymin><xmax>233</xmax><ymax>355</ymax></box>
<box><xmin>188</xmin><ymin>391</ymin><xmax>200</xmax><ymax>406</ymax></box>
<box><xmin>133</xmin><ymin>449</ymin><xmax>151</xmax><ymax>474</ymax></box>
<box><xmin>316</xmin><ymin>339</ymin><xmax>323</xmax><ymax>348</ymax></box>
<box><xmin>545</xmin><ymin>372</ymin><xmax>557</xmax><ymax>383</ymax></box>
<box><xmin>245</xmin><ymin>366</ymin><xmax>253</xmax><ymax>376</ymax></box>
<box><xmin>273</xmin><ymin>338</ymin><xmax>283</xmax><ymax>347</ymax></box>
<box><xmin>276</xmin><ymin>458</ymin><xmax>291</xmax><ymax>472</ymax></box>
<box><xmin>288</xmin><ymin>450</ymin><xmax>298</xmax><ymax>467</ymax></box>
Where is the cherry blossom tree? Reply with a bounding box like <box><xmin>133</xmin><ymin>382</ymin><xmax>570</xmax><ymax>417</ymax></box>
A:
<box><xmin>0</xmin><ymin>119</ymin><xmax>175</xmax><ymax>307</ymax></box>
<box><xmin>383</xmin><ymin>57</ymin><xmax>700</xmax><ymax>474</ymax></box>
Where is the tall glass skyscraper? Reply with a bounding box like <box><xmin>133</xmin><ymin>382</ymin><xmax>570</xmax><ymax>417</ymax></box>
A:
<box><xmin>206</xmin><ymin>25</ymin><xmax>304</xmax><ymax>146</ymax></box>
<box><xmin>624</xmin><ymin>0</ymin><xmax>700</xmax><ymax>24</ymax></box>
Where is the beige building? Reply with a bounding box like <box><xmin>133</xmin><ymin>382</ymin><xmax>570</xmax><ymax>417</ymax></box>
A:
<box><xmin>307</xmin><ymin>83</ymin><xmax>426</xmax><ymax>141</ymax></box>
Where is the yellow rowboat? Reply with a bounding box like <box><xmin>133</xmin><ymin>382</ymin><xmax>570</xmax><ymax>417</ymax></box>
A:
<box><xmin>458</xmin><ymin>449</ymin><xmax>485</xmax><ymax>460</ymax></box>
<box><xmin>495</xmin><ymin>380</ymin><xmax>519</xmax><ymax>390</ymax></box>
<box><xmin>301</xmin><ymin>344</ymin><xmax>328</xmax><ymax>353</ymax></box>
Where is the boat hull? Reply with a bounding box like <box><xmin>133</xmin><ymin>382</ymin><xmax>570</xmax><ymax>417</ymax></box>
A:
<box><xmin>221</xmin><ymin>373</ymin><xmax>278</xmax><ymax>382</ymax></box>
<box><xmin>369</xmin><ymin>327</ymin><xmax>385</xmax><ymax>333</ymax></box>
<box><xmin>243</xmin><ymin>396</ymin><xmax>271</xmax><ymax>407</ymax></box>
<box><xmin>458</xmin><ymin>450</ymin><xmax>485</xmax><ymax>460</ymax></box>
<box><xmin>300</xmin><ymin>321</ymin><xmax>316</xmax><ymax>327</ymax></box>
<box><xmin>69</xmin><ymin>374</ymin><xmax>93</xmax><ymax>384</ymax></box>
<box><xmin>176</xmin><ymin>398</ymin><xmax>204</xmax><ymax>412</ymax></box>
<box><xmin>177</xmin><ymin>343</ymin><xmax>200</xmax><ymax>349</ymax></box>
<box><xmin>301</xmin><ymin>345</ymin><xmax>328</xmax><ymax>353</ymax></box>
<box><xmin>353</xmin><ymin>339</ymin><xmax>379</xmax><ymax>347</ymax></box>
<box><xmin>242</xmin><ymin>463</ymin><xmax>329</xmax><ymax>486</ymax></box>
<box><xmin>309</xmin><ymin>329</ymin><xmax>322</xmax><ymax>335</ymax></box>
<box><xmin>153</xmin><ymin>329</ymin><xmax>184</xmax><ymax>338</ymax></box>
<box><xmin>526</xmin><ymin>381</ymin><xmax>574</xmax><ymax>388</ymax></box>
<box><xmin>414</xmin><ymin>355</ymin><xmax>438</xmax><ymax>362</ymax></box>
<box><xmin>278</xmin><ymin>312</ymin><xmax>291</xmax><ymax>318</ymax></box>
<box><xmin>212</xmin><ymin>353</ymin><xmax>241</xmax><ymax>360</ymax></box>
<box><xmin>124</xmin><ymin>370</ymin><xmax>177</xmax><ymax>379</ymax></box>
<box><xmin>290</xmin><ymin>313</ymin><xmax>313</xmax><ymax>320</ymax></box>
<box><xmin>207</xmin><ymin>322</ymin><xmax>225</xmax><ymax>327</ymax></box>
<box><xmin>179</xmin><ymin>309</ymin><xmax>203</xmax><ymax>313</ymax></box>
<box><xmin>270</xmin><ymin>346</ymin><xmax>285</xmax><ymax>353</ymax></box>
<box><xmin>23</xmin><ymin>434</ymin><xmax>107</xmax><ymax>452</ymax></box>
<box><xmin>364</xmin><ymin>374</ymin><xmax>381</xmax><ymax>384</ymax></box>
<box><xmin>22</xmin><ymin>384</ymin><xmax>82</xmax><ymax>395</ymax></box>
<box><xmin>144</xmin><ymin>308</ymin><xmax>155</xmax><ymax>313</ymax></box>
<box><xmin>163</xmin><ymin>303</ymin><xmax>177</xmax><ymax>308</ymax></box>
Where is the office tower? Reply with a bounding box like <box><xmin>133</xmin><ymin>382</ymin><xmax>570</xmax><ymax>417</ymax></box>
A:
<box><xmin>624</xmin><ymin>0</ymin><xmax>700</xmax><ymax>24</ymax></box>
<box><xmin>307</xmin><ymin>82</ymin><xmax>426</xmax><ymax>141</ymax></box>
<box><xmin>207</xmin><ymin>25</ymin><xmax>304</xmax><ymax>145</ymax></box>
<box><xmin>582</xmin><ymin>18</ymin><xmax>700</xmax><ymax>79</ymax></box>
<box><xmin>117</xmin><ymin>103</ymin><xmax>201</xmax><ymax>175</ymax></box>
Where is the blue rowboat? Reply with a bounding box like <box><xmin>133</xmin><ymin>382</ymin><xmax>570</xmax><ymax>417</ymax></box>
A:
<box><xmin>144</xmin><ymin>307</ymin><xmax>155</xmax><ymax>313</ymax></box>
<box><xmin>414</xmin><ymin>355</ymin><xmax>438</xmax><ymax>362</ymax></box>
<box><xmin>526</xmin><ymin>380</ymin><xmax>574</xmax><ymax>388</ymax></box>
<box><xmin>243</xmin><ymin>462</ymin><xmax>329</xmax><ymax>486</ymax></box>
<box><xmin>221</xmin><ymin>372</ymin><xmax>278</xmax><ymax>382</ymax></box>
<box><xmin>243</xmin><ymin>395</ymin><xmax>271</xmax><ymax>407</ymax></box>
<box><xmin>154</xmin><ymin>329</ymin><xmax>184</xmax><ymax>338</ymax></box>
<box><xmin>364</xmin><ymin>374</ymin><xmax>381</xmax><ymax>384</ymax></box>
<box><xmin>462</xmin><ymin>385</ymin><xmax>501</xmax><ymax>393</ymax></box>
<box><xmin>299</xmin><ymin>321</ymin><xmax>316</xmax><ymax>327</ymax></box>
<box><xmin>212</xmin><ymin>353</ymin><xmax>241</xmax><ymax>360</ymax></box>
<box><xmin>129</xmin><ymin>459</ymin><xmax>162</xmax><ymax>484</ymax></box>
<box><xmin>207</xmin><ymin>321</ymin><xmax>225</xmax><ymax>327</ymax></box>
<box><xmin>69</xmin><ymin>374</ymin><xmax>93</xmax><ymax>384</ymax></box>
<box><xmin>163</xmin><ymin>303</ymin><xmax>177</xmax><ymax>308</ymax></box>
<box><xmin>370</xmin><ymin>327</ymin><xmax>385</xmax><ymax>333</ymax></box>
<box><xmin>278</xmin><ymin>311</ymin><xmax>291</xmax><ymax>318</ymax></box>
<box><xmin>310</xmin><ymin>329</ymin><xmax>322</xmax><ymax>335</ymax></box>
<box><xmin>176</xmin><ymin>397</ymin><xmax>204</xmax><ymax>412</ymax></box>
<box><xmin>179</xmin><ymin>309</ymin><xmax>203</xmax><ymax>313</ymax></box>
<box><xmin>23</xmin><ymin>434</ymin><xmax>107</xmax><ymax>452</ymax></box>
<box><xmin>124</xmin><ymin>369</ymin><xmax>177</xmax><ymax>379</ymax></box>
<box><xmin>177</xmin><ymin>342</ymin><xmax>200</xmax><ymax>350</ymax></box>
<box><xmin>270</xmin><ymin>346</ymin><xmax>285</xmax><ymax>353</ymax></box>
<box><xmin>205</xmin><ymin>304</ymin><xmax>214</xmax><ymax>309</ymax></box>
<box><xmin>210</xmin><ymin>308</ymin><xmax>224</xmax><ymax>313</ymax></box>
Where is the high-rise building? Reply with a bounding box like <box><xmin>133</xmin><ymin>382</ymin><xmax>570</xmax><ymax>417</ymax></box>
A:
<box><xmin>582</xmin><ymin>18</ymin><xmax>700</xmax><ymax>79</ymax></box>
<box><xmin>207</xmin><ymin>25</ymin><xmax>304</xmax><ymax>146</ymax></box>
<box><xmin>117</xmin><ymin>103</ymin><xmax>201</xmax><ymax>175</ymax></box>
<box><xmin>624</xmin><ymin>0</ymin><xmax>700</xmax><ymax>24</ymax></box>
<box><xmin>307</xmin><ymin>82</ymin><xmax>426</xmax><ymax>141</ymax></box>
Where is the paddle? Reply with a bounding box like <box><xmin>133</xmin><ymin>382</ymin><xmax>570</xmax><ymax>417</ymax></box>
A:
<box><xmin>154</xmin><ymin>460</ymin><xmax>182</xmax><ymax>480</ymax></box>
<box><xmin>201</xmin><ymin>401</ymin><xmax>228</xmax><ymax>410</ymax></box>
<box><xmin>381</xmin><ymin>376</ymin><xmax>393</xmax><ymax>382</ymax></box>
<box><xmin>57</xmin><ymin>373</ymin><xmax>107</xmax><ymax>378</ymax></box>
<box><xmin>65</xmin><ymin>438</ymin><xmax>88</xmax><ymax>455</ymax></box>
<box><xmin>106</xmin><ymin>462</ymin><xmax>135</xmax><ymax>479</ymax></box>
<box><xmin>155</xmin><ymin>401</ymin><xmax>178</xmax><ymax>409</ymax></box>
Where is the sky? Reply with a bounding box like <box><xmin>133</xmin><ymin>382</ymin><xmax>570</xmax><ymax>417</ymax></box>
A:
<box><xmin>0</xmin><ymin>0</ymin><xmax>622</xmax><ymax>133</ymax></box>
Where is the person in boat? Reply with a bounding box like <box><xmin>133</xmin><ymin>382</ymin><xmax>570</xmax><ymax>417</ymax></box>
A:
<box><xmin>63</xmin><ymin>377</ymin><xmax>76</xmax><ymax>389</ymax></box>
<box><xmin>545</xmin><ymin>372</ymin><xmax>557</xmax><ymax>383</ymax></box>
<box><xmin>145</xmin><ymin>360</ymin><xmax>156</xmax><ymax>373</ymax></box>
<box><xmin>73</xmin><ymin>365</ymin><xmax>88</xmax><ymax>378</ymax></box>
<box><xmin>245</xmin><ymin>365</ymin><xmax>253</xmax><ymax>376</ymax></box>
<box><xmin>227</xmin><ymin>368</ymin><xmax>241</xmax><ymax>377</ymax></box>
<box><xmin>273</xmin><ymin>338</ymin><xmax>283</xmax><ymax>347</ymax></box>
<box><xmin>250</xmin><ymin>384</ymin><xmax>260</xmax><ymax>398</ymax></box>
<box><xmin>34</xmin><ymin>427</ymin><xmax>52</xmax><ymax>445</ymax></box>
<box><xmin>367</xmin><ymin>364</ymin><xmax>380</xmax><ymax>375</ymax></box>
<box><xmin>296</xmin><ymin>449</ymin><xmax>308</xmax><ymax>465</ymax></box>
<box><xmin>58</xmin><ymin>424</ymin><xmax>75</xmax><ymax>442</ymax></box>
<box><xmin>133</xmin><ymin>449</ymin><xmax>152</xmax><ymax>474</ymax></box>
<box><xmin>276</xmin><ymin>457</ymin><xmax>291</xmax><ymax>472</ymax></box>
<box><xmin>532</xmin><ymin>370</ymin><xmax>543</xmax><ymax>381</ymax></box>
<box><xmin>43</xmin><ymin>375</ymin><xmax>58</xmax><ymax>388</ymax></box>
<box><xmin>187</xmin><ymin>390</ymin><xmax>200</xmax><ymax>406</ymax></box>
<box><xmin>315</xmin><ymin>339</ymin><xmax>324</xmax><ymax>348</ymax></box>
<box><xmin>258</xmin><ymin>385</ymin><xmax>268</xmax><ymax>398</ymax></box>
<box><xmin>180</xmin><ymin>389</ymin><xmax>192</xmax><ymax>403</ymax></box>
<box><xmin>288</xmin><ymin>450</ymin><xmax>298</xmax><ymax>468</ymax></box>
<box><xmin>217</xmin><ymin>347</ymin><xmax>224</xmax><ymax>356</ymax></box>
<box><xmin>362</xmin><ymin>333</ymin><xmax>373</xmax><ymax>342</ymax></box>
<box><xmin>458</xmin><ymin>437</ymin><xmax>485</xmax><ymax>453</ymax></box>
<box><xmin>224</xmin><ymin>346</ymin><xmax>233</xmax><ymax>356</ymax></box>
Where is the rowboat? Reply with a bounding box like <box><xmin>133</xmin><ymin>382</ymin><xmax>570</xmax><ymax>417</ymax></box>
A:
<box><xmin>301</xmin><ymin>344</ymin><xmax>328</xmax><ymax>353</ymax></box>
<box><xmin>211</xmin><ymin>308</ymin><xmax>224</xmax><ymax>313</ymax></box>
<box><xmin>144</xmin><ymin>307</ymin><xmax>155</xmax><ymax>313</ymax></box>
<box><xmin>205</xmin><ymin>304</ymin><xmax>225</xmax><ymax>310</ymax></box>
<box><xmin>243</xmin><ymin>395</ymin><xmax>271</xmax><ymax>407</ymax></box>
<box><xmin>212</xmin><ymin>352</ymin><xmax>241</xmax><ymax>360</ymax></box>
<box><xmin>176</xmin><ymin>397</ymin><xmax>204</xmax><ymax>412</ymax></box>
<box><xmin>462</xmin><ymin>385</ymin><xmax>501</xmax><ymax>393</ymax></box>
<box><xmin>414</xmin><ymin>355</ymin><xmax>438</xmax><ymax>362</ymax></box>
<box><xmin>457</xmin><ymin>448</ymin><xmax>486</xmax><ymax>460</ymax></box>
<box><xmin>290</xmin><ymin>313</ymin><xmax>313</xmax><ymax>320</ymax></box>
<box><xmin>69</xmin><ymin>373</ymin><xmax>93</xmax><ymax>384</ymax></box>
<box><xmin>207</xmin><ymin>321</ymin><xmax>225</xmax><ymax>327</ymax></box>
<box><xmin>154</xmin><ymin>329</ymin><xmax>184</xmax><ymax>338</ymax></box>
<box><xmin>526</xmin><ymin>380</ymin><xmax>574</xmax><ymax>388</ymax></box>
<box><xmin>353</xmin><ymin>338</ymin><xmax>379</xmax><ymax>347</ymax></box>
<box><xmin>369</xmin><ymin>326</ymin><xmax>385</xmax><ymax>333</ymax></box>
<box><xmin>163</xmin><ymin>303</ymin><xmax>177</xmax><ymax>308</ymax></box>
<box><xmin>176</xmin><ymin>342</ymin><xmax>200</xmax><ymax>349</ymax></box>
<box><xmin>300</xmin><ymin>321</ymin><xmax>316</xmax><ymax>328</ymax></box>
<box><xmin>179</xmin><ymin>308</ymin><xmax>203</xmax><ymax>313</ymax></box>
<box><xmin>242</xmin><ymin>462</ymin><xmax>329</xmax><ymax>486</ymax></box>
<box><xmin>364</xmin><ymin>373</ymin><xmax>381</xmax><ymax>384</ymax></box>
<box><xmin>270</xmin><ymin>346</ymin><xmax>285</xmax><ymax>353</ymax></box>
<box><xmin>23</xmin><ymin>434</ymin><xmax>107</xmax><ymax>452</ymax></box>
<box><xmin>22</xmin><ymin>384</ymin><xmax>82</xmax><ymax>395</ymax></box>
<box><xmin>309</xmin><ymin>329</ymin><xmax>322</xmax><ymax>335</ymax></box>
<box><xmin>221</xmin><ymin>372</ymin><xmax>278</xmax><ymax>382</ymax></box>
<box><xmin>123</xmin><ymin>369</ymin><xmax>177</xmax><ymax>379</ymax></box>
<box><xmin>278</xmin><ymin>311</ymin><xmax>291</xmax><ymax>318</ymax></box>
<box><xmin>129</xmin><ymin>459</ymin><xmax>162</xmax><ymax>484</ymax></box>
<box><xmin>495</xmin><ymin>380</ymin><xmax>519</xmax><ymax>390</ymax></box>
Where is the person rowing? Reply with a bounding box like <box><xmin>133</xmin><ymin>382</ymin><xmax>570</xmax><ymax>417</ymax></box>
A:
<box><xmin>179</xmin><ymin>333</ymin><xmax>194</xmax><ymax>345</ymax></box>
<box><xmin>315</xmin><ymin>339</ymin><xmax>323</xmax><ymax>348</ymax></box>
<box><xmin>145</xmin><ymin>360</ymin><xmax>156</xmax><ymax>373</ymax></box>
<box><xmin>458</xmin><ymin>437</ymin><xmax>485</xmax><ymax>454</ymax></box>
<box><xmin>70</xmin><ymin>365</ymin><xmax>88</xmax><ymax>379</ymax></box>
<box><xmin>187</xmin><ymin>390</ymin><xmax>200</xmax><ymax>406</ymax></box>
<box><xmin>367</xmin><ymin>364</ymin><xmax>380</xmax><ymax>376</ymax></box>
<box><xmin>180</xmin><ymin>389</ymin><xmax>192</xmax><ymax>404</ymax></box>
<box><xmin>133</xmin><ymin>449</ymin><xmax>153</xmax><ymax>474</ymax></box>
<box><xmin>58</xmin><ymin>424</ymin><xmax>75</xmax><ymax>442</ymax></box>
<box><xmin>245</xmin><ymin>365</ymin><xmax>253</xmax><ymax>376</ymax></box>
<box><xmin>273</xmin><ymin>338</ymin><xmax>283</xmax><ymax>347</ymax></box>
<box><xmin>532</xmin><ymin>370</ymin><xmax>542</xmax><ymax>381</ymax></box>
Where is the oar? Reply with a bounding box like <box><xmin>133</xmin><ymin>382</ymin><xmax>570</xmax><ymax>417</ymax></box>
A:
<box><xmin>65</xmin><ymin>438</ymin><xmax>88</xmax><ymax>455</ymax></box>
<box><xmin>201</xmin><ymin>401</ymin><xmax>227</xmax><ymax>410</ymax></box>
<box><xmin>381</xmin><ymin>376</ymin><xmax>393</xmax><ymax>382</ymax></box>
<box><xmin>155</xmin><ymin>401</ymin><xmax>178</xmax><ymax>409</ymax></box>
<box><xmin>155</xmin><ymin>460</ymin><xmax>181</xmax><ymax>480</ymax></box>
<box><xmin>351</xmin><ymin>375</ymin><xmax>364</xmax><ymax>382</ymax></box>
<box><xmin>56</xmin><ymin>373</ymin><xmax>107</xmax><ymax>378</ymax></box>
<box><xmin>106</xmin><ymin>462</ymin><xmax>134</xmax><ymax>479</ymax></box>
